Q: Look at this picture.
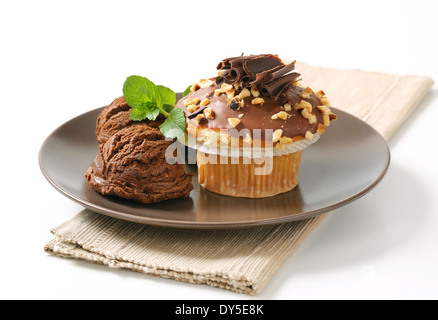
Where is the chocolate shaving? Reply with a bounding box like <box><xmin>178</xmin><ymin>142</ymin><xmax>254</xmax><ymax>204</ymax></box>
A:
<box><xmin>251</xmin><ymin>61</ymin><xmax>296</xmax><ymax>85</ymax></box>
<box><xmin>216</xmin><ymin>69</ymin><xmax>230</xmax><ymax>85</ymax></box>
<box><xmin>216</xmin><ymin>54</ymin><xmax>301</xmax><ymax>101</ymax></box>
<box><xmin>243</xmin><ymin>54</ymin><xmax>283</xmax><ymax>80</ymax></box>
<box><xmin>259</xmin><ymin>72</ymin><xmax>300</xmax><ymax>98</ymax></box>
<box><xmin>225</xmin><ymin>65</ymin><xmax>245</xmax><ymax>84</ymax></box>
<box><xmin>273</xmin><ymin>82</ymin><xmax>293</xmax><ymax>101</ymax></box>
<box><xmin>241</xmin><ymin>76</ymin><xmax>251</xmax><ymax>88</ymax></box>
<box><xmin>217</xmin><ymin>54</ymin><xmax>244</xmax><ymax>70</ymax></box>
<box><xmin>250</xmin><ymin>64</ymin><xmax>283</xmax><ymax>84</ymax></box>
<box><xmin>229</xmin><ymin>56</ymin><xmax>245</xmax><ymax>68</ymax></box>
<box><xmin>186</xmin><ymin>105</ymin><xmax>209</xmax><ymax>119</ymax></box>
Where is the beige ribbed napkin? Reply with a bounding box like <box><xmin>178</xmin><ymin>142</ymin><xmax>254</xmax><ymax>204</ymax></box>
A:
<box><xmin>44</xmin><ymin>63</ymin><xmax>433</xmax><ymax>295</ymax></box>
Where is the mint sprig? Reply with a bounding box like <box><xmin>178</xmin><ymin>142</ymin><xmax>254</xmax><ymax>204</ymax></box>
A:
<box><xmin>182</xmin><ymin>85</ymin><xmax>192</xmax><ymax>97</ymax></box>
<box><xmin>123</xmin><ymin>75</ymin><xmax>186</xmax><ymax>139</ymax></box>
<box><xmin>159</xmin><ymin>108</ymin><xmax>187</xmax><ymax>138</ymax></box>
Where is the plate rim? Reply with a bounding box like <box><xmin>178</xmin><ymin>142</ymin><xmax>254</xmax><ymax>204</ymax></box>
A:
<box><xmin>39</xmin><ymin>106</ymin><xmax>391</xmax><ymax>229</ymax></box>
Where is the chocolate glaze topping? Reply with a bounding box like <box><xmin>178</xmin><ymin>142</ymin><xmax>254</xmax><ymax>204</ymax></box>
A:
<box><xmin>176</xmin><ymin>54</ymin><xmax>337</xmax><ymax>141</ymax></box>
<box><xmin>177</xmin><ymin>84</ymin><xmax>323</xmax><ymax>140</ymax></box>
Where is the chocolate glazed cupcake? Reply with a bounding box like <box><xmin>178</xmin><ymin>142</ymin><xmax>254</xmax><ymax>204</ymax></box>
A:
<box><xmin>176</xmin><ymin>54</ymin><xmax>338</xmax><ymax>198</ymax></box>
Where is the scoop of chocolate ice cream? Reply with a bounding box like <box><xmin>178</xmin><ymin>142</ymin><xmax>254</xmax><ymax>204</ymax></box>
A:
<box><xmin>85</xmin><ymin>124</ymin><xmax>193</xmax><ymax>204</ymax></box>
<box><xmin>96</xmin><ymin>96</ymin><xmax>164</xmax><ymax>144</ymax></box>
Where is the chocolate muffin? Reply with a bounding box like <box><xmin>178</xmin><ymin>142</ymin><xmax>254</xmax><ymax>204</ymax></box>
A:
<box><xmin>176</xmin><ymin>54</ymin><xmax>337</xmax><ymax>198</ymax></box>
<box><xmin>85</xmin><ymin>124</ymin><xmax>193</xmax><ymax>204</ymax></box>
<box><xmin>96</xmin><ymin>96</ymin><xmax>164</xmax><ymax>144</ymax></box>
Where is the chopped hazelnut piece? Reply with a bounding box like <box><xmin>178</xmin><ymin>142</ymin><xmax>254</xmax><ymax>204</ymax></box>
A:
<box><xmin>279</xmin><ymin>136</ymin><xmax>293</xmax><ymax>144</ymax></box>
<box><xmin>187</xmin><ymin>104</ymin><xmax>199</xmax><ymax>113</ymax></box>
<box><xmin>200</xmin><ymin>98</ymin><xmax>210</xmax><ymax>107</ymax></box>
<box><xmin>190</xmin><ymin>83</ymin><xmax>200</xmax><ymax>92</ymax></box>
<box><xmin>183</xmin><ymin>97</ymin><xmax>200</xmax><ymax>107</ymax></box>
<box><xmin>273</xmin><ymin>129</ymin><xmax>283</xmax><ymax>143</ymax></box>
<box><xmin>301</xmin><ymin>108</ymin><xmax>317</xmax><ymax>124</ymax></box>
<box><xmin>238</xmin><ymin>113</ymin><xmax>244</xmax><ymax>119</ymax></box>
<box><xmin>199</xmin><ymin>79</ymin><xmax>214</xmax><ymax>88</ymax></box>
<box><xmin>300</xmin><ymin>87</ymin><xmax>313</xmax><ymax>99</ymax></box>
<box><xmin>323</xmin><ymin>114</ymin><xmax>331</xmax><ymax>126</ymax></box>
<box><xmin>305</xmin><ymin>131</ymin><xmax>314</xmax><ymax>141</ymax></box>
<box><xmin>229</xmin><ymin>97</ymin><xmax>244</xmax><ymax>110</ymax></box>
<box><xmin>226</xmin><ymin>89</ymin><xmax>235</xmax><ymax>99</ymax></box>
<box><xmin>271</xmin><ymin>111</ymin><xmax>288</xmax><ymax>120</ymax></box>
<box><xmin>315</xmin><ymin>90</ymin><xmax>326</xmax><ymax>99</ymax></box>
<box><xmin>320</xmin><ymin>97</ymin><xmax>331</xmax><ymax>107</ymax></box>
<box><xmin>238</xmin><ymin>88</ymin><xmax>251</xmax><ymax>99</ymax></box>
<box><xmin>228</xmin><ymin>118</ymin><xmax>241</xmax><ymax>128</ymax></box>
<box><xmin>234</xmin><ymin>82</ymin><xmax>241</xmax><ymax>91</ymax></box>
<box><xmin>203</xmin><ymin>107</ymin><xmax>215</xmax><ymax>120</ymax></box>
<box><xmin>214</xmin><ymin>89</ymin><xmax>222</xmax><ymax>96</ymax></box>
<box><xmin>283</xmin><ymin>103</ymin><xmax>292</xmax><ymax>112</ymax></box>
<box><xmin>317</xmin><ymin>124</ymin><xmax>325</xmax><ymax>135</ymax></box>
<box><xmin>243</xmin><ymin>133</ymin><xmax>252</xmax><ymax>145</ymax></box>
<box><xmin>276</xmin><ymin>111</ymin><xmax>288</xmax><ymax>120</ymax></box>
<box><xmin>251</xmin><ymin>85</ymin><xmax>260</xmax><ymax>97</ymax></box>
<box><xmin>275</xmin><ymin>143</ymin><xmax>285</xmax><ymax>150</ymax></box>
<box><xmin>316</xmin><ymin>105</ymin><xmax>331</xmax><ymax>115</ymax></box>
<box><xmin>317</xmin><ymin>105</ymin><xmax>334</xmax><ymax>126</ymax></box>
<box><xmin>221</xmin><ymin>83</ymin><xmax>233</xmax><ymax>92</ymax></box>
<box><xmin>195</xmin><ymin>114</ymin><xmax>208</xmax><ymax>125</ymax></box>
<box><xmin>217</xmin><ymin>70</ymin><xmax>225</xmax><ymax>76</ymax></box>
<box><xmin>251</xmin><ymin>97</ymin><xmax>264</xmax><ymax>105</ymax></box>
<box><xmin>294</xmin><ymin>100</ymin><xmax>312</xmax><ymax>112</ymax></box>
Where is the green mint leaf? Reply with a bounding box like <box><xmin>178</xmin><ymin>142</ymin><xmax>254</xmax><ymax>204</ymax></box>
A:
<box><xmin>162</xmin><ymin>104</ymin><xmax>176</xmax><ymax>114</ymax></box>
<box><xmin>122</xmin><ymin>75</ymin><xmax>186</xmax><ymax>137</ymax></box>
<box><xmin>159</xmin><ymin>108</ymin><xmax>186</xmax><ymax>139</ymax></box>
<box><xmin>129</xmin><ymin>102</ymin><xmax>160</xmax><ymax>121</ymax></box>
<box><xmin>143</xmin><ymin>103</ymin><xmax>160</xmax><ymax>121</ymax></box>
<box><xmin>182</xmin><ymin>85</ymin><xmax>192</xmax><ymax>97</ymax></box>
<box><xmin>129</xmin><ymin>107</ymin><xmax>148</xmax><ymax>121</ymax></box>
<box><xmin>157</xmin><ymin>85</ymin><xmax>176</xmax><ymax>106</ymax></box>
<box><xmin>123</xmin><ymin>75</ymin><xmax>161</xmax><ymax>108</ymax></box>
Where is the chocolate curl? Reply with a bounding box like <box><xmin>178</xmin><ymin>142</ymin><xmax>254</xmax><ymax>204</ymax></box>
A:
<box><xmin>216</xmin><ymin>55</ymin><xmax>246</xmax><ymax>84</ymax></box>
<box><xmin>272</xmin><ymin>82</ymin><xmax>292</xmax><ymax>101</ymax></box>
<box><xmin>217</xmin><ymin>61</ymin><xmax>247</xmax><ymax>85</ymax></box>
<box><xmin>215</xmin><ymin>69</ymin><xmax>230</xmax><ymax>85</ymax></box>
<box><xmin>251</xmin><ymin>61</ymin><xmax>296</xmax><ymax>85</ymax></box>
<box><xmin>241</xmin><ymin>76</ymin><xmax>251</xmax><ymax>88</ymax></box>
<box><xmin>217</xmin><ymin>54</ymin><xmax>244</xmax><ymax>70</ymax></box>
<box><xmin>225</xmin><ymin>65</ymin><xmax>245</xmax><ymax>84</ymax></box>
<box><xmin>259</xmin><ymin>72</ymin><xmax>301</xmax><ymax>98</ymax></box>
<box><xmin>242</xmin><ymin>54</ymin><xmax>283</xmax><ymax>80</ymax></box>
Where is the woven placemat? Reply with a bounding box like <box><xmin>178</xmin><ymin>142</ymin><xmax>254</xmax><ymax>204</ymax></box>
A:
<box><xmin>44</xmin><ymin>63</ymin><xmax>433</xmax><ymax>295</ymax></box>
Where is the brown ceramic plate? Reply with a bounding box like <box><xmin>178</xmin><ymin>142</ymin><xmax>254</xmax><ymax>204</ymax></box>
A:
<box><xmin>39</xmin><ymin>98</ymin><xmax>390</xmax><ymax>229</ymax></box>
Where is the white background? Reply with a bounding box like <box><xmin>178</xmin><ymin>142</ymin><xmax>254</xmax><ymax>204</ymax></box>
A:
<box><xmin>1</xmin><ymin>0</ymin><xmax>437</xmax><ymax>300</ymax></box>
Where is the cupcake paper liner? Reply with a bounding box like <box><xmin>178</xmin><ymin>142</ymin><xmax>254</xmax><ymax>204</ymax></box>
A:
<box><xmin>197</xmin><ymin>150</ymin><xmax>302</xmax><ymax>198</ymax></box>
